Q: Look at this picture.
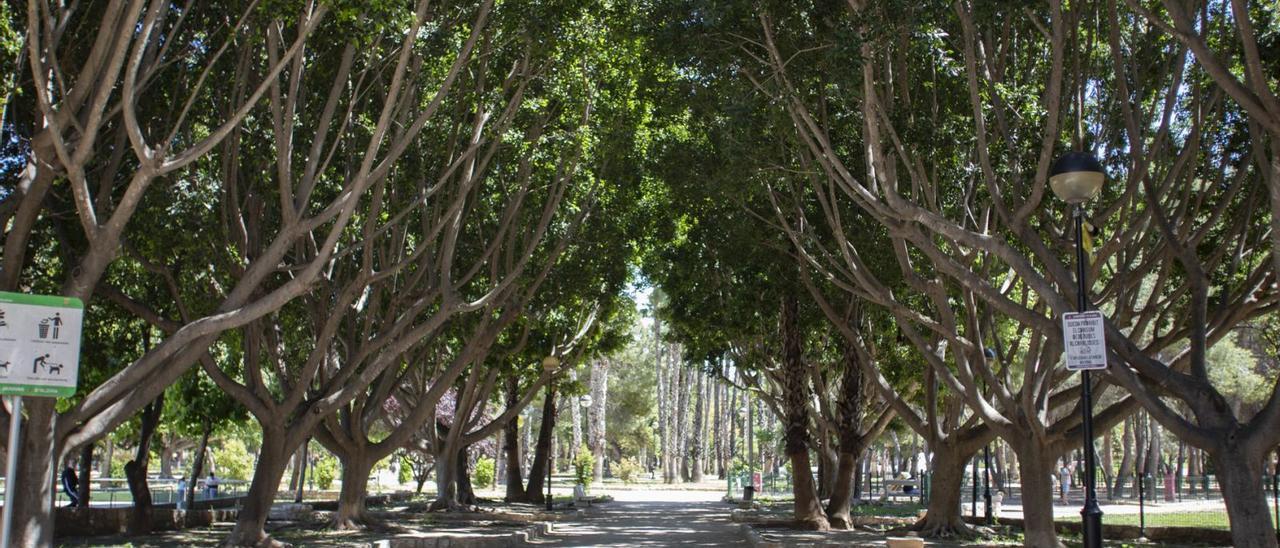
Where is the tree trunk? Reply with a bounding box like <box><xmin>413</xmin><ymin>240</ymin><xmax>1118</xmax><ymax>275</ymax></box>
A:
<box><xmin>1102</xmin><ymin>430</ymin><xmax>1115</xmax><ymax>499</ymax></box>
<box><xmin>125</xmin><ymin>394</ymin><xmax>164</xmax><ymax>535</ymax></box>
<box><xmin>571</xmin><ymin>371</ymin><xmax>583</xmax><ymax>452</ymax></box>
<box><xmin>825</xmin><ymin>451</ymin><xmax>858</xmax><ymax>528</ymax></box>
<box><xmin>293</xmin><ymin>442</ymin><xmax>308</xmax><ymax>504</ymax></box>
<box><xmin>76</xmin><ymin>443</ymin><xmax>93</xmax><ymax>509</ymax></box>
<box><xmin>186</xmin><ymin>419</ymin><xmax>212</xmax><ymax>521</ymax></box>
<box><xmin>852</xmin><ymin>453</ymin><xmax>865</xmax><ymax>501</ymax></box>
<box><xmin>223</xmin><ymin>428</ymin><xmax>293</xmax><ymax>546</ymax></box>
<box><xmin>332</xmin><ymin>452</ymin><xmax>375</xmax><ymax>529</ymax></box>
<box><xmin>691</xmin><ymin>371</ymin><xmax>706</xmax><ymax>483</ymax></box>
<box><xmin>911</xmin><ymin>442</ymin><xmax>975</xmax><ymax>538</ymax></box>
<box><xmin>1115</xmin><ymin>416</ymin><xmax>1133</xmax><ymax>498</ymax></box>
<box><xmin>428</xmin><ymin>421</ymin><xmax>475</xmax><ymax>512</ymax></box>
<box><xmin>525</xmin><ymin>384</ymin><xmax>556</xmax><ymax>503</ymax></box>
<box><xmin>9</xmin><ymin>398</ymin><xmax>57</xmax><ymax>547</ymax></box>
<box><xmin>1014</xmin><ymin>442</ymin><xmax>1065</xmax><ymax>548</ymax></box>
<box><xmin>675</xmin><ymin>365</ymin><xmax>689</xmax><ymax>482</ymax></box>
<box><xmin>588</xmin><ymin>359</ymin><xmax>608</xmax><ymax>483</ymax></box>
<box><xmin>1214</xmin><ymin>445</ymin><xmax>1278</xmax><ymax>548</ymax></box>
<box><xmin>102</xmin><ymin>435</ymin><xmax>115</xmax><ymax>477</ymax></box>
<box><xmin>160</xmin><ymin>443</ymin><xmax>175</xmax><ymax>479</ymax></box>
<box><xmin>504</xmin><ymin>379</ymin><xmax>528</xmax><ymax>502</ymax></box>
<box><xmin>456</xmin><ymin>445</ymin><xmax>476</xmax><ymax>505</ymax></box>
<box><xmin>780</xmin><ymin>293</ymin><xmax>829</xmax><ymax>530</ymax></box>
<box><xmin>714</xmin><ymin>376</ymin><xmax>724</xmax><ymax>479</ymax></box>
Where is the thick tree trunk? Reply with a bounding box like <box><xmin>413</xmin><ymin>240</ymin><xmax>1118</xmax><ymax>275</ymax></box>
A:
<box><xmin>1214</xmin><ymin>445</ymin><xmax>1277</xmax><ymax>548</ymax></box>
<box><xmin>332</xmin><ymin>452</ymin><xmax>375</xmax><ymax>529</ymax></box>
<box><xmin>223</xmin><ymin>429</ymin><xmax>293</xmax><ymax>546</ymax></box>
<box><xmin>456</xmin><ymin>446</ymin><xmax>476</xmax><ymax>505</ymax></box>
<box><xmin>910</xmin><ymin>442</ymin><xmax>975</xmax><ymax>538</ymax></box>
<box><xmin>825</xmin><ymin>451</ymin><xmax>858</xmax><ymax>528</ymax></box>
<box><xmin>428</xmin><ymin>424</ymin><xmax>478</xmax><ymax>512</ymax></box>
<box><xmin>9</xmin><ymin>398</ymin><xmax>58</xmax><ymax>547</ymax></box>
<box><xmin>504</xmin><ymin>379</ymin><xmax>528</xmax><ymax>502</ymax></box>
<box><xmin>1014</xmin><ymin>443</ymin><xmax>1064</xmax><ymax>548</ymax></box>
<box><xmin>525</xmin><ymin>384</ymin><xmax>556</xmax><ymax>503</ymax></box>
<box><xmin>780</xmin><ymin>293</ymin><xmax>828</xmax><ymax>530</ymax></box>
<box><xmin>787</xmin><ymin>449</ymin><xmax>829</xmax><ymax>530</ymax></box>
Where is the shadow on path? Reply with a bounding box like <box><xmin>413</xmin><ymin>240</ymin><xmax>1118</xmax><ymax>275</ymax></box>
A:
<box><xmin>528</xmin><ymin>496</ymin><xmax>745</xmax><ymax>547</ymax></box>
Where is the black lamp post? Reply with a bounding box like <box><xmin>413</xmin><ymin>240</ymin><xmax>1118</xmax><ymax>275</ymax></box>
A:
<box><xmin>982</xmin><ymin>347</ymin><xmax>996</xmax><ymax>525</ymax></box>
<box><xmin>542</xmin><ymin>355</ymin><xmax>561</xmax><ymax>511</ymax></box>
<box><xmin>1049</xmin><ymin>151</ymin><xmax>1105</xmax><ymax>548</ymax></box>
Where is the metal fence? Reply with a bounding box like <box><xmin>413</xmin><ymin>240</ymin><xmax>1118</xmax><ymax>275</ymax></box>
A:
<box><xmin>0</xmin><ymin>477</ymin><xmax>252</xmax><ymax>508</ymax></box>
<box><xmin>951</xmin><ymin>467</ymin><xmax>1280</xmax><ymax>533</ymax></box>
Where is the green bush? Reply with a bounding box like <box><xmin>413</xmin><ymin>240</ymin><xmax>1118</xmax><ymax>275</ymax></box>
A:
<box><xmin>211</xmin><ymin>438</ymin><xmax>255</xmax><ymax>480</ymax></box>
<box><xmin>472</xmin><ymin>457</ymin><xmax>496</xmax><ymax>488</ymax></box>
<box><xmin>398</xmin><ymin>454</ymin><xmax>413</xmax><ymax>485</ymax></box>
<box><xmin>616</xmin><ymin>457</ymin><xmax>642</xmax><ymax>484</ymax></box>
<box><xmin>573</xmin><ymin>445</ymin><xmax>594</xmax><ymax>488</ymax></box>
<box><xmin>313</xmin><ymin>454</ymin><xmax>339</xmax><ymax>490</ymax></box>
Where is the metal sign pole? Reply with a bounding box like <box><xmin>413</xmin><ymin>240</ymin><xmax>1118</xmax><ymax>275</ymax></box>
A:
<box><xmin>2</xmin><ymin>395</ymin><xmax>23</xmax><ymax>548</ymax></box>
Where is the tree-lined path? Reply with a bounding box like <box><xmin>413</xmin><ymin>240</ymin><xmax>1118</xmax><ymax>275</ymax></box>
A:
<box><xmin>2</xmin><ymin>1</ymin><xmax>1279</xmax><ymax>547</ymax></box>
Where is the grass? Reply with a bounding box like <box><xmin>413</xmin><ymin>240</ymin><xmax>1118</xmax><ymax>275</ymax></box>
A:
<box><xmin>851</xmin><ymin>502</ymin><xmax>924</xmax><ymax>518</ymax></box>
<box><xmin>1057</xmin><ymin>510</ymin><xmax>1233</xmax><ymax>530</ymax></box>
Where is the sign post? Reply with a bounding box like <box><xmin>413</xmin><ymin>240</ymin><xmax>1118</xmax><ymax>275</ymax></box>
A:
<box><xmin>0</xmin><ymin>292</ymin><xmax>83</xmax><ymax>548</ymax></box>
<box><xmin>1062</xmin><ymin>310</ymin><xmax>1107</xmax><ymax>371</ymax></box>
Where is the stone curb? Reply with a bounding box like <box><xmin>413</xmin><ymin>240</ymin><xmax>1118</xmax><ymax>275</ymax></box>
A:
<box><xmin>370</xmin><ymin>520</ymin><xmax>553</xmax><ymax>548</ymax></box>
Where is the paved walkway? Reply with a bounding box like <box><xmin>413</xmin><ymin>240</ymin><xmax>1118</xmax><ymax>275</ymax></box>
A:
<box><xmin>527</xmin><ymin>489</ymin><xmax>746</xmax><ymax>546</ymax></box>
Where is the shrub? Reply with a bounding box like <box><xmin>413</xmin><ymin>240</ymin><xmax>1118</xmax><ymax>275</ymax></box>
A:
<box><xmin>313</xmin><ymin>453</ymin><xmax>339</xmax><ymax>490</ymax></box>
<box><xmin>573</xmin><ymin>445</ymin><xmax>594</xmax><ymax>488</ymax></box>
<box><xmin>616</xmin><ymin>457</ymin><xmax>642</xmax><ymax>484</ymax></box>
<box><xmin>473</xmin><ymin>457</ymin><xmax>496</xmax><ymax>488</ymax></box>
<box><xmin>211</xmin><ymin>438</ymin><xmax>255</xmax><ymax>480</ymax></box>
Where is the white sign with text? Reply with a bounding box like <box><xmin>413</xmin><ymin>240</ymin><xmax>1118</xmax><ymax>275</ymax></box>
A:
<box><xmin>0</xmin><ymin>292</ymin><xmax>84</xmax><ymax>397</ymax></box>
<box><xmin>1063</xmin><ymin>310</ymin><xmax>1107</xmax><ymax>371</ymax></box>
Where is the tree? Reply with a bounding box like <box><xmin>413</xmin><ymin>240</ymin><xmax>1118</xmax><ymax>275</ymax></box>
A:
<box><xmin>737</xmin><ymin>2</ymin><xmax>1278</xmax><ymax>545</ymax></box>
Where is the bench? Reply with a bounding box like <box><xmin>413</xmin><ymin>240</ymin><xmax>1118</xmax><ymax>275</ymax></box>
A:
<box><xmin>879</xmin><ymin>479</ymin><xmax>922</xmax><ymax>502</ymax></box>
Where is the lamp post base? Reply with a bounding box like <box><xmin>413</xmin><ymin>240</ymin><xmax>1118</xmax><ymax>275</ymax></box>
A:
<box><xmin>1082</xmin><ymin>499</ymin><xmax>1103</xmax><ymax>547</ymax></box>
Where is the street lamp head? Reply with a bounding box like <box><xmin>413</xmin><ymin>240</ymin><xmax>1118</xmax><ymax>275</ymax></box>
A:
<box><xmin>579</xmin><ymin>394</ymin><xmax>593</xmax><ymax>408</ymax></box>
<box><xmin>542</xmin><ymin>355</ymin><xmax>561</xmax><ymax>372</ymax></box>
<box><xmin>1049</xmin><ymin>151</ymin><xmax>1105</xmax><ymax>204</ymax></box>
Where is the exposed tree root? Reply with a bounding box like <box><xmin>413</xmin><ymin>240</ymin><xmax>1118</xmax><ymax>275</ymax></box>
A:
<box><xmin>828</xmin><ymin>512</ymin><xmax>853</xmax><ymax>530</ymax></box>
<box><xmin>329</xmin><ymin>511</ymin><xmax>383</xmax><ymax>531</ymax></box>
<box><xmin>427</xmin><ymin>498</ymin><xmax>479</xmax><ymax>512</ymax></box>
<box><xmin>907</xmin><ymin>515</ymin><xmax>977</xmax><ymax>539</ymax></box>
<box><xmin>794</xmin><ymin>516</ymin><xmax>831</xmax><ymax>531</ymax></box>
